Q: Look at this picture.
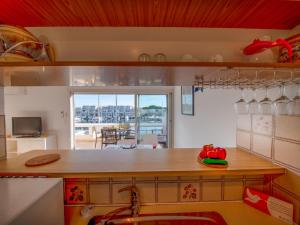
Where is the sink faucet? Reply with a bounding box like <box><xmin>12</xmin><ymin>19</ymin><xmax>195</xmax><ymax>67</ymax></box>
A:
<box><xmin>88</xmin><ymin>185</ymin><xmax>141</xmax><ymax>225</ymax></box>
<box><xmin>118</xmin><ymin>185</ymin><xmax>140</xmax><ymax>217</ymax></box>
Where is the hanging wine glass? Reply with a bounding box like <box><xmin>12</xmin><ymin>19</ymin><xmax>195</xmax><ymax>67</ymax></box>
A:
<box><xmin>273</xmin><ymin>82</ymin><xmax>290</xmax><ymax>115</ymax></box>
<box><xmin>258</xmin><ymin>86</ymin><xmax>273</xmax><ymax>114</ymax></box>
<box><xmin>234</xmin><ymin>88</ymin><xmax>249</xmax><ymax>114</ymax></box>
<box><xmin>288</xmin><ymin>83</ymin><xmax>300</xmax><ymax>115</ymax></box>
<box><xmin>247</xmin><ymin>88</ymin><xmax>259</xmax><ymax>114</ymax></box>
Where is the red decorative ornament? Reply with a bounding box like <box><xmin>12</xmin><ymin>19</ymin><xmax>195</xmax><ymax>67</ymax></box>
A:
<box><xmin>243</xmin><ymin>38</ymin><xmax>293</xmax><ymax>62</ymax></box>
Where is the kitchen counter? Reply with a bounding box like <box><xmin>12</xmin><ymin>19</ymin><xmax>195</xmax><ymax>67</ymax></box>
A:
<box><xmin>0</xmin><ymin>148</ymin><xmax>285</xmax><ymax>178</ymax></box>
<box><xmin>0</xmin><ymin>178</ymin><xmax>64</xmax><ymax>225</ymax></box>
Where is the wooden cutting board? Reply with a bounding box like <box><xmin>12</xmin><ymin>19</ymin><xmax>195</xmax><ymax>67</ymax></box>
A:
<box><xmin>25</xmin><ymin>153</ymin><xmax>60</xmax><ymax>167</ymax></box>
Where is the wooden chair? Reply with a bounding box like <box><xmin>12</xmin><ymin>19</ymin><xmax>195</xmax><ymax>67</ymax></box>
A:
<box><xmin>101</xmin><ymin>128</ymin><xmax>118</xmax><ymax>149</ymax></box>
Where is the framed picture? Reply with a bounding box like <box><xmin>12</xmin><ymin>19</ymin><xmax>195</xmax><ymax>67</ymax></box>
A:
<box><xmin>181</xmin><ymin>86</ymin><xmax>194</xmax><ymax>116</ymax></box>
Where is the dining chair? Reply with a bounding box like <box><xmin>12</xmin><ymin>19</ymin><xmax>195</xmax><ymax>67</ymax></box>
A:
<box><xmin>101</xmin><ymin>128</ymin><xmax>118</xmax><ymax>149</ymax></box>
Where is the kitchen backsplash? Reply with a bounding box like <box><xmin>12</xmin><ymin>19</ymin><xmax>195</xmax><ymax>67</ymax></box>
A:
<box><xmin>237</xmin><ymin>115</ymin><xmax>300</xmax><ymax>224</ymax></box>
<box><xmin>64</xmin><ymin>175</ymin><xmax>264</xmax><ymax>206</ymax></box>
<box><xmin>237</xmin><ymin>115</ymin><xmax>300</xmax><ymax>172</ymax></box>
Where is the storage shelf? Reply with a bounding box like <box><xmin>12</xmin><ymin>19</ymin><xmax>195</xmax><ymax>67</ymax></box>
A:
<box><xmin>0</xmin><ymin>61</ymin><xmax>300</xmax><ymax>68</ymax></box>
<box><xmin>1</xmin><ymin>61</ymin><xmax>299</xmax><ymax>87</ymax></box>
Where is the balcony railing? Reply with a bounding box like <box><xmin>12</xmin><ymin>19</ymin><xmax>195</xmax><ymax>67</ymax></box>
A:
<box><xmin>74</xmin><ymin>122</ymin><xmax>167</xmax><ymax>148</ymax></box>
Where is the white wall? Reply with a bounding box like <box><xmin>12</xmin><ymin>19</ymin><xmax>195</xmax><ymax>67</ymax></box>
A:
<box><xmin>173</xmin><ymin>87</ymin><xmax>240</xmax><ymax>148</ymax></box>
<box><xmin>4</xmin><ymin>86</ymin><xmax>174</xmax><ymax>150</ymax></box>
<box><xmin>4</xmin><ymin>87</ymin><xmax>71</xmax><ymax>149</ymax></box>
<box><xmin>156</xmin><ymin>84</ymin><xmax>299</xmax><ymax>149</ymax></box>
<box><xmin>4</xmin><ymin>27</ymin><xmax>297</xmax><ymax>149</ymax></box>
<box><xmin>173</xmin><ymin>84</ymin><xmax>299</xmax><ymax>148</ymax></box>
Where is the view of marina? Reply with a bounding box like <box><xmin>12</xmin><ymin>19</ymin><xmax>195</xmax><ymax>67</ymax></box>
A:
<box><xmin>73</xmin><ymin>94</ymin><xmax>168</xmax><ymax>149</ymax></box>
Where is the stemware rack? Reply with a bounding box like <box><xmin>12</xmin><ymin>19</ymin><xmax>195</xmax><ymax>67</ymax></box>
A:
<box><xmin>194</xmin><ymin>68</ymin><xmax>300</xmax><ymax>90</ymax></box>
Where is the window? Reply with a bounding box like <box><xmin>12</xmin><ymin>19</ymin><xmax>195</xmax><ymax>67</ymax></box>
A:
<box><xmin>72</xmin><ymin>93</ymin><xmax>169</xmax><ymax>150</ymax></box>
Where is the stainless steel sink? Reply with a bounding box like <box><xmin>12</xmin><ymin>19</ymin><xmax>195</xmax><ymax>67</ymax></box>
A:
<box><xmin>102</xmin><ymin>215</ymin><xmax>218</xmax><ymax>224</ymax></box>
<box><xmin>88</xmin><ymin>212</ymin><xmax>227</xmax><ymax>225</ymax></box>
<box><xmin>87</xmin><ymin>186</ymin><xmax>227</xmax><ymax>225</ymax></box>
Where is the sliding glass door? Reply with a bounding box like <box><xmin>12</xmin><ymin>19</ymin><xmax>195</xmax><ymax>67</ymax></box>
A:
<box><xmin>73</xmin><ymin>94</ymin><xmax>135</xmax><ymax>149</ymax></box>
<box><xmin>72</xmin><ymin>93</ymin><xmax>169</xmax><ymax>149</ymax></box>
<box><xmin>136</xmin><ymin>94</ymin><xmax>168</xmax><ymax>147</ymax></box>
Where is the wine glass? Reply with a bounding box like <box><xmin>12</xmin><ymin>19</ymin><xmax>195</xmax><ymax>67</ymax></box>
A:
<box><xmin>288</xmin><ymin>83</ymin><xmax>300</xmax><ymax>115</ymax></box>
<box><xmin>273</xmin><ymin>83</ymin><xmax>290</xmax><ymax>115</ymax></box>
<box><xmin>258</xmin><ymin>86</ymin><xmax>273</xmax><ymax>114</ymax></box>
<box><xmin>248</xmin><ymin>88</ymin><xmax>259</xmax><ymax>114</ymax></box>
<box><xmin>234</xmin><ymin>88</ymin><xmax>249</xmax><ymax>114</ymax></box>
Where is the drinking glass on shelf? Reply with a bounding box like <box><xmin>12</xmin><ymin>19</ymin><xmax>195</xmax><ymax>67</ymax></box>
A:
<box><xmin>273</xmin><ymin>83</ymin><xmax>290</xmax><ymax>115</ymax></box>
<box><xmin>258</xmin><ymin>86</ymin><xmax>273</xmax><ymax>114</ymax></box>
<box><xmin>153</xmin><ymin>53</ymin><xmax>167</xmax><ymax>62</ymax></box>
<box><xmin>234</xmin><ymin>88</ymin><xmax>249</xmax><ymax>114</ymax></box>
<box><xmin>288</xmin><ymin>83</ymin><xmax>300</xmax><ymax>115</ymax></box>
<box><xmin>138</xmin><ymin>53</ymin><xmax>151</xmax><ymax>62</ymax></box>
<box><xmin>247</xmin><ymin>88</ymin><xmax>259</xmax><ymax>114</ymax></box>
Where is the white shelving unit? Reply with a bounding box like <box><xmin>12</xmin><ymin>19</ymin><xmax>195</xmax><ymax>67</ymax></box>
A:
<box><xmin>6</xmin><ymin>135</ymin><xmax>57</xmax><ymax>157</ymax></box>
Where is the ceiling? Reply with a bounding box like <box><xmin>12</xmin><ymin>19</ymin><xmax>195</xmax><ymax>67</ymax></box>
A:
<box><xmin>0</xmin><ymin>0</ymin><xmax>299</xmax><ymax>29</ymax></box>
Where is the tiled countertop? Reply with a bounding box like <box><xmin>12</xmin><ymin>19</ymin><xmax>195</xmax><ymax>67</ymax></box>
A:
<box><xmin>0</xmin><ymin>148</ymin><xmax>285</xmax><ymax>178</ymax></box>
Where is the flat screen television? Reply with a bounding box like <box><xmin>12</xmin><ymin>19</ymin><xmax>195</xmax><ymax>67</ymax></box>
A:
<box><xmin>12</xmin><ymin>117</ymin><xmax>42</xmax><ymax>137</ymax></box>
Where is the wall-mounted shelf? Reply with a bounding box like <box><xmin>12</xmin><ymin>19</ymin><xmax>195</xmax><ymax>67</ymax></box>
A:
<box><xmin>0</xmin><ymin>61</ymin><xmax>300</xmax><ymax>68</ymax></box>
<box><xmin>0</xmin><ymin>61</ymin><xmax>299</xmax><ymax>87</ymax></box>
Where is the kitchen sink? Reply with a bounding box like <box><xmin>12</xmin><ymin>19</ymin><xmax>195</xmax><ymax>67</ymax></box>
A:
<box><xmin>88</xmin><ymin>212</ymin><xmax>227</xmax><ymax>225</ymax></box>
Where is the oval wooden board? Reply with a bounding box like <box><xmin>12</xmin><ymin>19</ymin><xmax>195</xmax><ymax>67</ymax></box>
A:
<box><xmin>197</xmin><ymin>157</ymin><xmax>228</xmax><ymax>168</ymax></box>
<box><xmin>25</xmin><ymin>153</ymin><xmax>60</xmax><ymax>167</ymax></box>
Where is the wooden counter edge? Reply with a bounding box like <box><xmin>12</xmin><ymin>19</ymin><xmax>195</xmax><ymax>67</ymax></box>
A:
<box><xmin>0</xmin><ymin>168</ymin><xmax>286</xmax><ymax>178</ymax></box>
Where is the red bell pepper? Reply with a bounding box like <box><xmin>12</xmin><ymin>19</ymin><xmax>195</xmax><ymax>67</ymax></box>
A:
<box><xmin>199</xmin><ymin>145</ymin><xmax>227</xmax><ymax>160</ymax></box>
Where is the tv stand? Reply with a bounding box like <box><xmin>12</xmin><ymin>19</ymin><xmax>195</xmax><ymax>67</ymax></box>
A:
<box><xmin>6</xmin><ymin>135</ymin><xmax>57</xmax><ymax>155</ymax></box>
<box><xmin>15</xmin><ymin>134</ymin><xmax>41</xmax><ymax>138</ymax></box>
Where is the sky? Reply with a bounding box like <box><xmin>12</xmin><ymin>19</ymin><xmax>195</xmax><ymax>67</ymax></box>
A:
<box><xmin>74</xmin><ymin>94</ymin><xmax>167</xmax><ymax>108</ymax></box>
